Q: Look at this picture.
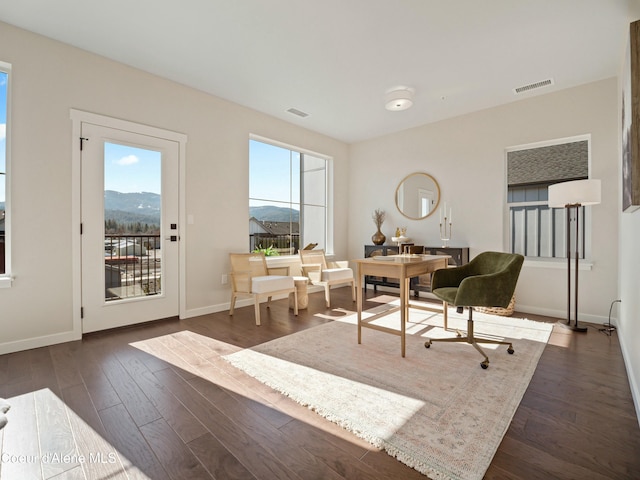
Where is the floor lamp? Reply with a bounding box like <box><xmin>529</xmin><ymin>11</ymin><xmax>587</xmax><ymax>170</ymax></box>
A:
<box><xmin>548</xmin><ymin>179</ymin><xmax>601</xmax><ymax>332</ymax></box>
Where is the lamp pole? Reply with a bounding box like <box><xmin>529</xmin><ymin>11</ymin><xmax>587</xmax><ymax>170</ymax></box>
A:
<box><xmin>567</xmin><ymin>203</ymin><xmax>587</xmax><ymax>332</ymax></box>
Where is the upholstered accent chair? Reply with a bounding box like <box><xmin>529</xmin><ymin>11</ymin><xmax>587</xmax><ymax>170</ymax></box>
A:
<box><xmin>229</xmin><ymin>252</ymin><xmax>297</xmax><ymax>326</ymax></box>
<box><xmin>424</xmin><ymin>251</ymin><xmax>524</xmax><ymax>369</ymax></box>
<box><xmin>299</xmin><ymin>249</ymin><xmax>356</xmax><ymax>308</ymax></box>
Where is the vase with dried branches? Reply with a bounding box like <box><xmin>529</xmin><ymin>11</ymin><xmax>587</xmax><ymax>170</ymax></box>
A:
<box><xmin>371</xmin><ymin>209</ymin><xmax>386</xmax><ymax>245</ymax></box>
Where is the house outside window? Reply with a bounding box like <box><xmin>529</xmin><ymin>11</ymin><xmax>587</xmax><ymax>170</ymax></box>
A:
<box><xmin>507</xmin><ymin>137</ymin><xmax>590</xmax><ymax>259</ymax></box>
<box><xmin>0</xmin><ymin>62</ymin><xmax>10</xmax><ymax>280</ymax></box>
<box><xmin>249</xmin><ymin>137</ymin><xmax>328</xmax><ymax>255</ymax></box>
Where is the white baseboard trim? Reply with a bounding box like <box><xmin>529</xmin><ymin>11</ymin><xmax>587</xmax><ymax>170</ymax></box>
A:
<box><xmin>0</xmin><ymin>330</ymin><xmax>81</xmax><ymax>356</ymax></box>
<box><xmin>369</xmin><ymin>286</ymin><xmax>610</xmax><ymax>325</ymax></box>
<box><xmin>182</xmin><ymin>285</ymin><xmax>327</xmax><ymax>320</ymax></box>
<box><xmin>514</xmin><ymin>303</ymin><xmax>609</xmax><ymax>325</ymax></box>
<box><xmin>617</xmin><ymin>325</ymin><xmax>640</xmax><ymax>427</ymax></box>
<box><xmin>182</xmin><ymin>302</ymin><xmax>231</xmax><ymax>319</ymax></box>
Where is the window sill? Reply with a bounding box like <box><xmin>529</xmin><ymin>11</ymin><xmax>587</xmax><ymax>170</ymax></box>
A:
<box><xmin>264</xmin><ymin>253</ymin><xmax>335</xmax><ymax>265</ymax></box>
<box><xmin>264</xmin><ymin>255</ymin><xmax>297</xmax><ymax>265</ymax></box>
<box><xmin>0</xmin><ymin>276</ymin><xmax>13</xmax><ymax>288</ymax></box>
<box><xmin>523</xmin><ymin>258</ymin><xmax>594</xmax><ymax>271</ymax></box>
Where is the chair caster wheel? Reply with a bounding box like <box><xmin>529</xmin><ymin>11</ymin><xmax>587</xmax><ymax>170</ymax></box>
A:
<box><xmin>424</xmin><ymin>340</ymin><xmax>431</xmax><ymax>349</ymax></box>
<box><xmin>481</xmin><ymin>361</ymin><xmax>489</xmax><ymax>369</ymax></box>
<box><xmin>507</xmin><ymin>347</ymin><xmax>514</xmax><ymax>354</ymax></box>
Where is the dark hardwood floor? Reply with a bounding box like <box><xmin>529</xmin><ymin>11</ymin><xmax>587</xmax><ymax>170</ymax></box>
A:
<box><xmin>1</xmin><ymin>287</ymin><xmax>639</xmax><ymax>479</ymax></box>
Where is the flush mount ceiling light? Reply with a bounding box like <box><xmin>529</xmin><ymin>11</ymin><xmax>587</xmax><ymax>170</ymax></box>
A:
<box><xmin>385</xmin><ymin>88</ymin><xmax>414</xmax><ymax>111</ymax></box>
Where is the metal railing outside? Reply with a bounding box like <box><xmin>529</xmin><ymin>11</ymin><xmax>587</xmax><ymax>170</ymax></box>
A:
<box><xmin>250</xmin><ymin>233</ymin><xmax>300</xmax><ymax>255</ymax></box>
<box><xmin>104</xmin><ymin>234</ymin><xmax>161</xmax><ymax>300</ymax></box>
<box><xmin>0</xmin><ymin>234</ymin><xmax>5</xmax><ymax>275</ymax></box>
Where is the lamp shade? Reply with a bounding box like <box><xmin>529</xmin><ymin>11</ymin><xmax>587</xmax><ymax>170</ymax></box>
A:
<box><xmin>548</xmin><ymin>179</ymin><xmax>601</xmax><ymax>208</ymax></box>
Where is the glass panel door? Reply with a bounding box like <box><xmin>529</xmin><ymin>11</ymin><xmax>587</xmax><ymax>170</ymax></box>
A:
<box><xmin>81</xmin><ymin>122</ymin><xmax>179</xmax><ymax>333</ymax></box>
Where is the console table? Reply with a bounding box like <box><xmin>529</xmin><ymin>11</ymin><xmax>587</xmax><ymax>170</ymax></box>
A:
<box><xmin>424</xmin><ymin>246</ymin><xmax>469</xmax><ymax>267</ymax></box>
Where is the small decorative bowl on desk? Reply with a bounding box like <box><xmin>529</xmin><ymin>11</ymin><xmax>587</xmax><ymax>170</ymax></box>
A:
<box><xmin>391</xmin><ymin>236</ymin><xmax>410</xmax><ymax>253</ymax></box>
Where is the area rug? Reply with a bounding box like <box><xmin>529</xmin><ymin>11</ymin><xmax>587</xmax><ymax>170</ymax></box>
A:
<box><xmin>223</xmin><ymin>300</ymin><xmax>553</xmax><ymax>479</ymax></box>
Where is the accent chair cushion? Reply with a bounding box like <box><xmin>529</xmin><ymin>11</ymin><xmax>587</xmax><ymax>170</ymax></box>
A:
<box><xmin>321</xmin><ymin>267</ymin><xmax>353</xmax><ymax>282</ymax></box>
<box><xmin>252</xmin><ymin>275</ymin><xmax>294</xmax><ymax>293</ymax></box>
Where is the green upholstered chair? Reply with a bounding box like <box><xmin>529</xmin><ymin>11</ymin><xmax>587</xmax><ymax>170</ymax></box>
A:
<box><xmin>424</xmin><ymin>251</ymin><xmax>524</xmax><ymax>369</ymax></box>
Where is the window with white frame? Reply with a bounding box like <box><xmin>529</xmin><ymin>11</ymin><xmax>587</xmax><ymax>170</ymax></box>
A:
<box><xmin>249</xmin><ymin>138</ymin><xmax>328</xmax><ymax>255</ymax></box>
<box><xmin>0</xmin><ymin>62</ymin><xmax>10</xmax><ymax>279</ymax></box>
<box><xmin>507</xmin><ymin>138</ymin><xmax>589</xmax><ymax>259</ymax></box>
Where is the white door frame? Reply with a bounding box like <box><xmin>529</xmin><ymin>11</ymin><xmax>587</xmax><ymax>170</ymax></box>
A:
<box><xmin>70</xmin><ymin>109</ymin><xmax>187</xmax><ymax>338</ymax></box>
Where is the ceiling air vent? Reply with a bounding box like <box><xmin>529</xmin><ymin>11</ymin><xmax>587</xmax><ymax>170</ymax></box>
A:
<box><xmin>513</xmin><ymin>78</ymin><xmax>554</xmax><ymax>95</ymax></box>
<box><xmin>287</xmin><ymin>107</ymin><xmax>309</xmax><ymax>118</ymax></box>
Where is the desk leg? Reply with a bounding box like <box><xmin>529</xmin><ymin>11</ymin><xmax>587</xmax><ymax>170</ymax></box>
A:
<box><xmin>357</xmin><ymin>263</ymin><xmax>362</xmax><ymax>345</ymax></box>
<box><xmin>400</xmin><ymin>272</ymin><xmax>406</xmax><ymax>358</ymax></box>
<box><xmin>404</xmin><ymin>276</ymin><xmax>411</xmax><ymax>321</ymax></box>
<box><xmin>443</xmin><ymin>301</ymin><xmax>448</xmax><ymax>330</ymax></box>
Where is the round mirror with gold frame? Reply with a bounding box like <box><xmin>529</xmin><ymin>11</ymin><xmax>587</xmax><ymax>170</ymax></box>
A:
<box><xmin>395</xmin><ymin>172</ymin><xmax>441</xmax><ymax>220</ymax></box>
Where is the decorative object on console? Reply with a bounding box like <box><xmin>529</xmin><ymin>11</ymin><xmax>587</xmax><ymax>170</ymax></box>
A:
<box><xmin>391</xmin><ymin>227</ymin><xmax>409</xmax><ymax>252</ymax></box>
<box><xmin>548</xmin><ymin>179</ymin><xmax>601</xmax><ymax>333</ymax></box>
<box><xmin>439</xmin><ymin>201</ymin><xmax>452</xmax><ymax>247</ymax></box>
<box><xmin>394</xmin><ymin>226</ymin><xmax>407</xmax><ymax>238</ymax></box>
<box><xmin>371</xmin><ymin>208</ymin><xmax>386</xmax><ymax>245</ymax></box>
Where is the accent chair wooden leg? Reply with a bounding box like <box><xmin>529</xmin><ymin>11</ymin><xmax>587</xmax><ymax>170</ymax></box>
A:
<box><xmin>230</xmin><ymin>293</ymin><xmax>237</xmax><ymax>315</ymax></box>
<box><xmin>293</xmin><ymin>289</ymin><xmax>298</xmax><ymax>316</ymax></box>
<box><xmin>324</xmin><ymin>286</ymin><xmax>331</xmax><ymax>308</ymax></box>
<box><xmin>254</xmin><ymin>298</ymin><xmax>261</xmax><ymax>326</ymax></box>
<box><xmin>351</xmin><ymin>280</ymin><xmax>356</xmax><ymax>302</ymax></box>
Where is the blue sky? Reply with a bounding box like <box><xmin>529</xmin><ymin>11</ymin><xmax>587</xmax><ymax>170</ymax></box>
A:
<box><xmin>249</xmin><ymin>139</ymin><xmax>300</xmax><ymax>208</ymax></box>
<box><xmin>104</xmin><ymin>142</ymin><xmax>161</xmax><ymax>194</ymax></box>
<box><xmin>1</xmin><ymin>72</ymin><xmax>7</xmax><ymax>204</ymax></box>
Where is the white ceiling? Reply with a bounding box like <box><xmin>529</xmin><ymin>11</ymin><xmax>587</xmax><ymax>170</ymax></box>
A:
<box><xmin>0</xmin><ymin>0</ymin><xmax>633</xmax><ymax>143</ymax></box>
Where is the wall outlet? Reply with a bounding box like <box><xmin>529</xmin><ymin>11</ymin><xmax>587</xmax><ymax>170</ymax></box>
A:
<box><xmin>221</xmin><ymin>274</ymin><xmax>228</xmax><ymax>285</ymax></box>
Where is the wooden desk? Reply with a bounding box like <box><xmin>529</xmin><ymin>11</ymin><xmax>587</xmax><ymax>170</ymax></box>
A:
<box><xmin>354</xmin><ymin>254</ymin><xmax>450</xmax><ymax>357</ymax></box>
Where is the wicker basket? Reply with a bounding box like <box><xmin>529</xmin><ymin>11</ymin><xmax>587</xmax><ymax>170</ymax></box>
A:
<box><xmin>476</xmin><ymin>295</ymin><xmax>516</xmax><ymax>316</ymax></box>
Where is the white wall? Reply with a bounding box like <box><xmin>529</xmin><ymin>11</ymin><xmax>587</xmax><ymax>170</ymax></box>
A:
<box><xmin>0</xmin><ymin>21</ymin><xmax>349</xmax><ymax>353</ymax></box>
<box><xmin>617</xmin><ymin>0</ymin><xmax>640</xmax><ymax>424</ymax></box>
<box><xmin>348</xmin><ymin>78</ymin><xmax>619</xmax><ymax>323</ymax></box>
<box><xmin>619</xmin><ymin>199</ymin><xmax>640</xmax><ymax>422</ymax></box>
